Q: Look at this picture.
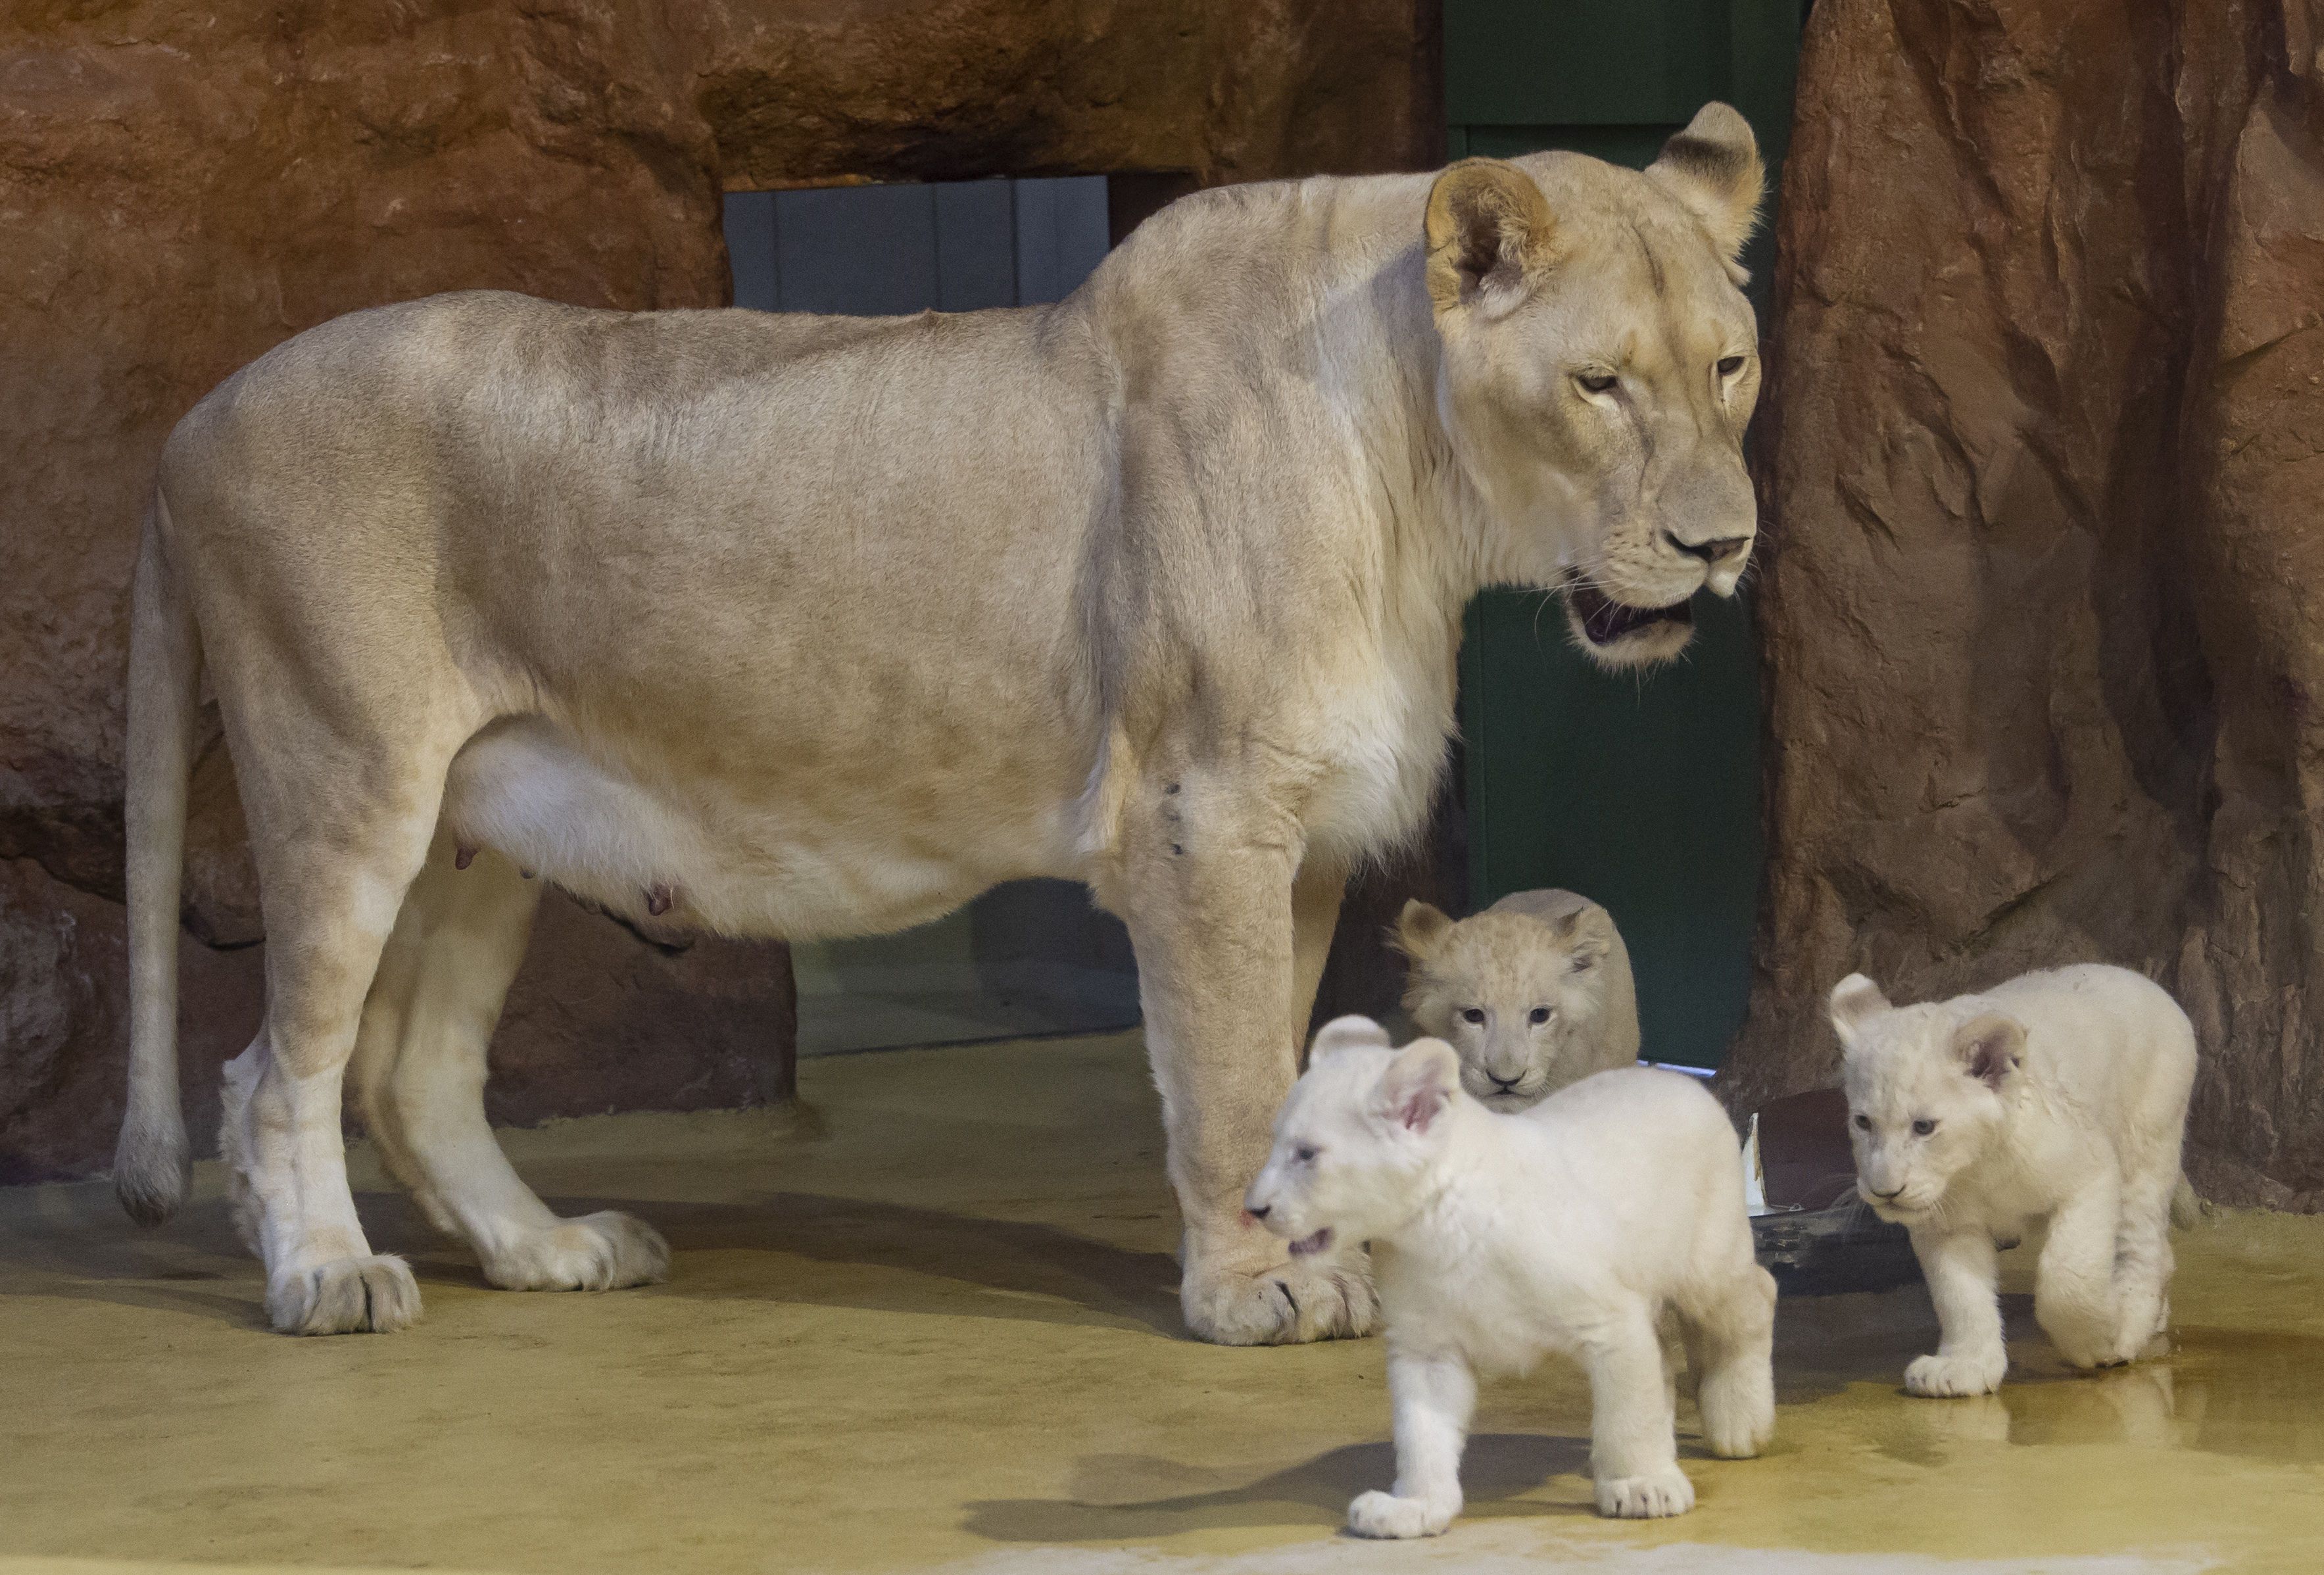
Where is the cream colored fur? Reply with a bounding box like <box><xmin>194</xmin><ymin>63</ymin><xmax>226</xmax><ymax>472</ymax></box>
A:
<box><xmin>1395</xmin><ymin>889</ymin><xmax>1639</xmax><ymax>1109</ymax></box>
<box><xmin>114</xmin><ymin>106</ymin><xmax>1766</xmax><ymax>1340</ymax></box>
<box><xmin>1248</xmin><ymin>1017</ymin><xmax>1774</xmax><ymax>1536</ymax></box>
<box><xmin>1829</xmin><ymin>965</ymin><xmax>2198</xmax><ymax>1397</ymax></box>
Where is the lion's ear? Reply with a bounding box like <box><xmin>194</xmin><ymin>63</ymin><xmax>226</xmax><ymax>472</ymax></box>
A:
<box><xmin>1424</xmin><ymin>158</ymin><xmax>1555</xmax><ymax>313</ymax></box>
<box><xmin>1393</xmin><ymin>900</ymin><xmax>1456</xmax><ymax>963</ymax></box>
<box><xmin>1372</xmin><ymin>1037</ymin><xmax>1461</xmax><ymax>1134</ymax></box>
<box><xmin>1828</xmin><ymin>973</ymin><xmax>1891</xmax><ymax>1046</ymax></box>
<box><xmin>1553</xmin><ymin>907</ymin><xmax>1610</xmax><ymax>973</ymax></box>
<box><xmin>1952</xmin><ymin>1013</ymin><xmax>2026</xmax><ymax>1090</ymax></box>
<box><xmin>1310</xmin><ymin>1015</ymin><xmax>1392</xmax><ymax>1062</ymax></box>
<box><xmin>1646</xmin><ymin>102</ymin><xmax>1764</xmax><ymax>272</ymax></box>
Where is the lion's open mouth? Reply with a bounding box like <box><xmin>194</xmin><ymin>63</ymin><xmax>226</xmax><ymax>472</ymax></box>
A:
<box><xmin>1288</xmin><ymin>1227</ymin><xmax>1333</xmax><ymax>1258</ymax></box>
<box><xmin>1568</xmin><ymin>580</ymin><xmax>1695</xmax><ymax>646</ymax></box>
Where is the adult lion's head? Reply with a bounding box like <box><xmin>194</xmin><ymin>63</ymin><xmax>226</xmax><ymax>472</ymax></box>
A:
<box><xmin>1426</xmin><ymin>103</ymin><xmax>1766</xmax><ymax>669</ymax></box>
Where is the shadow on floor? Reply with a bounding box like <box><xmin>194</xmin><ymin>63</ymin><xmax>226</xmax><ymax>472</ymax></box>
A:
<box><xmin>961</xmin><ymin>1432</ymin><xmax>1593</xmax><ymax>1541</ymax></box>
<box><xmin>0</xmin><ymin>1181</ymin><xmax>1183</xmax><ymax>1337</ymax></box>
<box><xmin>560</xmin><ymin>1190</ymin><xmax>1184</xmax><ymax>1336</ymax></box>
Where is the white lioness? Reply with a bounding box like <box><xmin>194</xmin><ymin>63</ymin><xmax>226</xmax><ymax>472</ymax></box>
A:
<box><xmin>114</xmin><ymin>107</ymin><xmax>1767</xmax><ymax>1342</ymax></box>
<box><xmin>1247</xmin><ymin>1018</ymin><xmax>1775</xmax><ymax>1536</ymax></box>
<box><xmin>1829</xmin><ymin>965</ymin><xmax>2198</xmax><ymax>1397</ymax></box>
<box><xmin>1395</xmin><ymin>890</ymin><xmax>1639</xmax><ymax>1108</ymax></box>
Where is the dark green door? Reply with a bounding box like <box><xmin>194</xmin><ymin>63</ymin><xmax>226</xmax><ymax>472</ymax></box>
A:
<box><xmin>1447</xmin><ymin>1</ymin><xmax>1800</xmax><ymax>1069</ymax></box>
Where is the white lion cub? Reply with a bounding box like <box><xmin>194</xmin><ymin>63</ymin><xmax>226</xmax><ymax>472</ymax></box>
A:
<box><xmin>1395</xmin><ymin>890</ymin><xmax>1641</xmax><ymax>1110</ymax></box>
<box><xmin>1829</xmin><ymin>965</ymin><xmax>2197</xmax><ymax>1398</ymax></box>
<box><xmin>1247</xmin><ymin>1017</ymin><xmax>1774</xmax><ymax>1538</ymax></box>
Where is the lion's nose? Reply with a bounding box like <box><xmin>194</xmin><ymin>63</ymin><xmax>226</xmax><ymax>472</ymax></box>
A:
<box><xmin>1868</xmin><ymin>1184</ymin><xmax>1904</xmax><ymax>1201</ymax></box>
<box><xmin>1666</xmin><ymin>530</ymin><xmax>1751</xmax><ymax>565</ymax></box>
<box><xmin>1487</xmin><ymin>1072</ymin><xmax>1523</xmax><ymax>1092</ymax></box>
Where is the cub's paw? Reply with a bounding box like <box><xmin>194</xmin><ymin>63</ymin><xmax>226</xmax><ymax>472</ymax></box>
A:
<box><xmin>1595</xmin><ymin>1466</ymin><xmax>1695</xmax><ymax>1519</ymax></box>
<box><xmin>267</xmin><ymin>1254</ymin><xmax>421</xmax><ymax>1335</ymax></box>
<box><xmin>1699</xmin><ymin>1393</ymin><xmax>1776</xmax><ymax>1459</ymax></box>
<box><xmin>1346</xmin><ymin>1490</ymin><xmax>1457</xmax><ymax>1539</ymax></box>
<box><xmin>1182</xmin><ymin>1253</ymin><xmax>1378</xmax><ymax>1346</ymax></box>
<box><xmin>1905</xmin><ymin>1351</ymin><xmax>2006</xmax><ymax>1397</ymax></box>
<box><xmin>484</xmin><ymin>1211</ymin><xmax>671</xmax><ymax>1292</ymax></box>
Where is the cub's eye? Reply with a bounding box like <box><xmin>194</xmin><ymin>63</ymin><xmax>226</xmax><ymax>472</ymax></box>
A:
<box><xmin>1716</xmin><ymin>354</ymin><xmax>1747</xmax><ymax>377</ymax></box>
<box><xmin>1912</xmin><ymin>1119</ymin><xmax>1937</xmax><ymax>1137</ymax></box>
<box><xmin>1576</xmin><ymin>370</ymin><xmax>1619</xmax><ymax>395</ymax></box>
<box><xmin>1293</xmin><ymin>1144</ymin><xmax>1320</xmax><ymax>1164</ymax></box>
<box><xmin>1852</xmin><ymin>1113</ymin><xmax>1872</xmax><ymax>1132</ymax></box>
<box><xmin>1461</xmin><ymin>1007</ymin><xmax>1486</xmax><ymax>1025</ymax></box>
<box><xmin>1528</xmin><ymin>1006</ymin><xmax>1553</xmax><ymax>1026</ymax></box>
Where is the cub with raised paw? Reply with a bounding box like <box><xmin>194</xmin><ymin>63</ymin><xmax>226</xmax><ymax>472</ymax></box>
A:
<box><xmin>1829</xmin><ymin>965</ymin><xmax>2198</xmax><ymax>1398</ymax></box>
<box><xmin>1247</xmin><ymin>1017</ymin><xmax>1774</xmax><ymax>1538</ymax></box>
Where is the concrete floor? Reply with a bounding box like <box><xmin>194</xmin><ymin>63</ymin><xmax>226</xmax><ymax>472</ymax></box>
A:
<box><xmin>4</xmin><ymin>1031</ymin><xmax>2322</xmax><ymax>1575</ymax></box>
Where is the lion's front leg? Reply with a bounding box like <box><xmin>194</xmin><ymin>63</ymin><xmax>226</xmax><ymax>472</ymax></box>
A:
<box><xmin>1121</xmin><ymin>773</ymin><xmax>1375</xmax><ymax>1345</ymax></box>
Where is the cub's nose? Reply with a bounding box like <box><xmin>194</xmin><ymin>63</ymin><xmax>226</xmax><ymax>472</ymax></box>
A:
<box><xmin>1666</xmin><ymin>529</ymin><xmax>1751</xmax><ymax>566</ymax></box>
<box><xmin>1868</xmin><ymin>1184</ymin><xmax>1904</xmax><ymax>1201</ymax></box>
<box><xmin>1487</xmin><ymin>1072</ymin><xmax>1524</xmax><ymax>1093</ymax></box>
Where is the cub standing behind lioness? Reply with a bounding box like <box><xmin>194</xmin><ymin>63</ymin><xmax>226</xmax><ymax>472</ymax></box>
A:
<box><xmin>1247</xmin><ymin>1017</ymin><xmax>1774</xmax><ymax>1538</ymax></box>
<box><xmin>1395</xmin><ymin>890</ymin><xmax>1639</xmax><ymax>1109</ymax></box>
<box><xmin>1829</xmin><ymin>965</ymin><xmax>2198</xmax><ymax>1397</ymax></box>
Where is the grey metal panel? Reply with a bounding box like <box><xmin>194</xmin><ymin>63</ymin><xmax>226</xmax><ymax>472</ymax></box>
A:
<box><xmin>932</xmin><ymin>180</ymin><xmax>1019</xmax><ymax>312</ymax></box>
<box><xmin>1012</xmin><ymin>176</ymin><xmax>1111</xmax><ymax>304</ymax></box>
<box><xmin>722</xmin><ymin>189</ymin><xmax>779</xmax><ymax>312</ymax></box>
<box><xmin>773</xmin><ymin>183</ymin><xmax>940</xmax><ymax>316</ymax></box>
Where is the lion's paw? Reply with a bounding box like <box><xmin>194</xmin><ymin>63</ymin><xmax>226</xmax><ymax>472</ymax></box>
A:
<box><xmin>1595</xmin><ymin>1466</ymin><xmax>1695</xmax><ymax>1519</ymax></box>
<box><xmin>1182</xmin><ymin>1253</ymin><xmax>1377</xmax><ymax>1345</ymax></box>
<box><xmin>1699</xmin><ymin>1390</ymin><xmax>1775</xmax><ymax>1459</ymax></box>
<box><xmin>266</xmin><ymin>1254</ymin><xmax>421</xmax><ymax>1335</ymax></box>
<box><xmin>1346</xmin><ymin>1490</ymin><xmax>1456</xmax><ymax>1539</ymax></box>
<box><xmin>484</xmin><ymin>1211</ymin><xmax>670</xmax><ymax>1292</ymax></box>
<box><xmin>1905</xmin><ymin>1350</ymin><xmax>2006</xmax><ymax>1397</ymax></box>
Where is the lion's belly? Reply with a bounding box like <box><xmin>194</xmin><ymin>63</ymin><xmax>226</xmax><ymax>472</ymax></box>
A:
<box><xmin>440</xmin><ymin>718</ymin><xmax>1086</xmax><ymax>938</ymax></box>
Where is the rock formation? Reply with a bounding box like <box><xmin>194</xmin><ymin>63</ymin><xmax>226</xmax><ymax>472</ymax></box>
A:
<box><xmin>1728</xmin><ymin>0</ymin><xmax>2324</xmax><ymax>1208</ymax></box>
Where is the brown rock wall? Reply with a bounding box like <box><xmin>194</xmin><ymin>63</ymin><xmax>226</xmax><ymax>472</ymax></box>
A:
<box><xmin>0</xmin><ymin>1</ymin><xmax>1439</xmax><ymax>1179</ymax></box>
<box><xmin>1731</xmin><ymin>0</ymin><xmax>2324</xmax><ymax>1205</ymax></box>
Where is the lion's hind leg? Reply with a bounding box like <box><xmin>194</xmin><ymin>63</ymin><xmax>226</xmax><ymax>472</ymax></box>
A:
<box><xmin>351</xmin><ymin>828</ymin><xmax>669</xmax><ymax>1293</ymax></box>
<box><xmin>224</xmin><ymin>733</ymin><xmax>459</xmax><ymax>1334</ymax></box>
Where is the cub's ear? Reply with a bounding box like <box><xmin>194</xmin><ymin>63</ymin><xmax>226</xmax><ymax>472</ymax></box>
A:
<box><xmin>1828</xmin><ymin>973</ymin><xmax>1891</xmax><ymax>1045</ymax></box>
<box><xmin>1553</xmin><ymin>907</ymin><xmax>1612</xmax><ymax>972</ymax></box>
<box><xmin>1393</xmin><ymin>900</ymin><xmax>1456</xmax><ymax>963</ymax></box>
<box><xmin>1310</xmin><ymin>1015</ymin><xmax>1393</xmax><ymax>1062</ymax></box>
<box><xmin>1953</xmin><ymin>1013</ymin><xmax>2026</xmax><ymax>1090</ymax></box>
<box><xmin>1372</xmin><ymin>1037</ymin><xmax>1461</xmax><ymax>1135</ymax></box>
<box><xmin>1424</xmin><ymin>158</ymin><xmax>1555</xmax><ymax>313</ymax></box>
<box><xmin>1645</xmin><ymin>102</ymin><xmax>1765</xmax><ymax>272</ymax></box>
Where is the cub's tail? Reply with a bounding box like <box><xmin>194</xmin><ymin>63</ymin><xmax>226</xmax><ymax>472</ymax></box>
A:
<box><xmin>2169</xmin><ymin>1173</ymin><xmax>2204</xmax><ymax>1231</ymax></box>
<box><xmin>114</xmin><ymin>497</ymin><xmax>203</xmax><ymax>1224</ymax></box>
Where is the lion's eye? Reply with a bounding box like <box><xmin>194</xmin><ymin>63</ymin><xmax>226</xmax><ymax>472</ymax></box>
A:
<box><xmin>1528</xmin><ymin>1006</ymin><xmax>1553</xmax><ymax>1026</ymax></box>
<box><xmin>1461</xmin><ymin>1007</ymin><xmax>1486</xmax><ymax>1025</ymax></box>
<box><xmin>1576</xmin><ymin>370</ymin><xmax>1618</xmax><ymax>395</ymax></box>
<box><xmin>1294</xmin><ymin>1144</ymin><xmax>1320</xmax><ymax>1164</ymax></box>
<box><xmin>1852</xmin><ymin>1113</ymin><xmax>1872</xmax><ymax>1132</ymax></box>
<box><xmin>1912</xmin><ymin>1119</ymin><xmax>1937</xmax><ymax>1137</ymax></box>
<box><xmin>1716</xmin><ymin>354</ymin><xmax>1746</xmax><ymax>377</ymax></box>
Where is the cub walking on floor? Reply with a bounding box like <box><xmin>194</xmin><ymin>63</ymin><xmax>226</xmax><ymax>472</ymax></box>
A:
<box><xmin>1246</xmin><ymin>1017</ymin><xmax>1774</xmax><ymax>1538</ymax></box>
<box><xmin>1829</xmin><ymin>964</ymin><xmax>2198</xmax><ymax>1398</ymax></box>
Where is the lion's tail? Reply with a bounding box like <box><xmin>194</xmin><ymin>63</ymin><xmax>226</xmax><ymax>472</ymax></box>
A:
<box><xmin>116</xmin><ymin>495</ymin><xmax>203</xmax><ymax>1224</ymax></box>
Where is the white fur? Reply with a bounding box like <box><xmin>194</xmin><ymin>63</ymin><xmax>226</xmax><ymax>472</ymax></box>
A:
<box><xmin>1247</xmin><ymin>1017</ymin><xmax>1775</xmax><ymax>1536</ymax></box>
<box><xmin>1830</xmin><ymin>965</ymin><xmax>2198</xmax><ymax>1396</ymax></box>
